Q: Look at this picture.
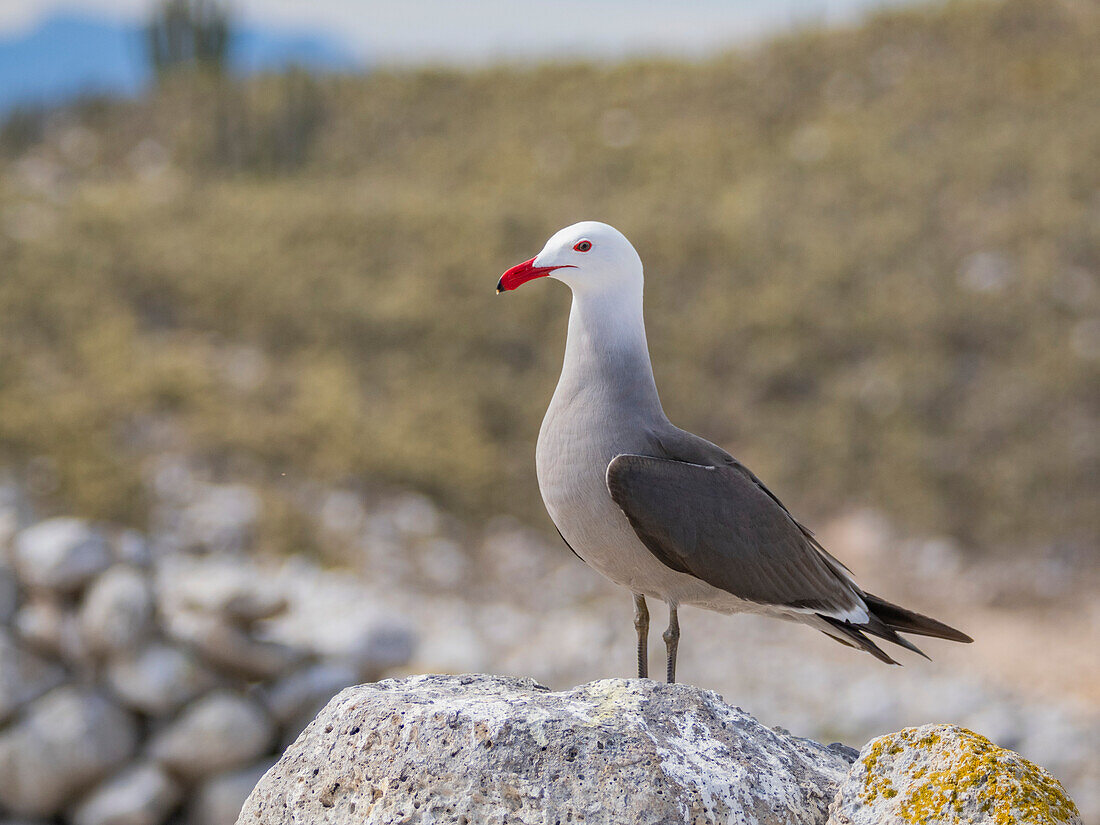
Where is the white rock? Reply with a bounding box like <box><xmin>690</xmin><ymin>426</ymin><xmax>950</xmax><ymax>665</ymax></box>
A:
<box><xmin>149</xmin><ymin>691</ymin><xmax>274</xmax><ymax>781</ymax></box>
<box><xmin>158</xmin><ymin>556</ymin><xmax>287</xmax><ymax>623</ymax></box>
<box><xmin>0</xmin><ymin>631</ymin><xmax>66</xmax><ymax>724</ymax></box>
<box><xmin>0</xmin><ymin>687</ymin><xmax>139</xmax><ymax>817</ymax></box>
<box><xmin>79</xmin><ymin>566</ymin><xmax>155</xmax><ymax>656</ymax></box>
<box><xmin>163</xmin><ymin>609</ymin><xmax>303</xmax><ymax>680</ymax></box>
<box><xmin>106</xmin><ymin>643</ymin><xmax>217</xmax><ymax>716</ymax></box>
<box><xmin>827</xmin><ymin>724</ymin><xmax>1083</xmax><ymax>825</ymax></box>
<box><xmin>239</xmin><ymin>674</ymin><xmax>853</xmax><ymax>825</ymax></box>
<box><xmin>71</xmin><ymin>763</ymin><xmax>181</xmax><ymax>825</ymax></box>
<box><xmin>13</xmin><ymin>518</ymin><xmax>111</xmax><ymax>593</ymax></box>
<box><xmin>189</xmin><ymin>760</ymin><xmax>274</xmax><ymax>825</ymax></box>
<box><xmin>12</xmin><ymin>597</ymin><xmax>84</xmax><ymax>662</ymax></box>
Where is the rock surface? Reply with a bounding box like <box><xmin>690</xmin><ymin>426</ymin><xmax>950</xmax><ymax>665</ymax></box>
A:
<box><xmin>70</xmin><ymin>763</ymin><xmax>181</xmax><ymax>825</ymax></box>
<box><xmin>827</xmin><ymin>724</ymin><xmax>1082</xmax><ymax>825</ymax></box>
<box><xmin>13</xmin><ymin>518</ymin><xmax>111</xmax><ymax>593</ymax></box>
<box><xmin>149</xmin><ymin>691</ymin><xmax>274</xmax><ymax>781</ymax></box>
<box><xmin>78</xmin><ymin>565</ymin><xmax>155</xmax><ymax>655</ymax></box>
<box><xmin>0</xmin><ymin>631</ymin><xmax>65</xmax><ymax>723</ymax></box>
<box><xmin>162</xmin><ymin>609</ymin><xmax>302</xmax><ymax>681</ymax></box>
<box><xmin>105</xmin><ymin>642</ymin><xmax>217</xmax><ymax>716</ymax></box>
<box><xmin>0</xmin><ymin>504</ymin><xmax>414</xmax><ymax>825</ymax></box>
<box><xmin>238</xmin><ymin>674</ymin><xmax>854</xmax><ymax>825</ymax></box>
<box><xmin>0</xmin><ymin>687</ymin><xmax>139</xmax><ymax>816</ymax></box>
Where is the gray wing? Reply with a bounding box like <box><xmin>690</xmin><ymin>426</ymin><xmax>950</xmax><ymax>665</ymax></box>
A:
<box><xmin>605</xmin><ymin>452</ymin><xmax>866</xmax><ymax>620</ymax></box>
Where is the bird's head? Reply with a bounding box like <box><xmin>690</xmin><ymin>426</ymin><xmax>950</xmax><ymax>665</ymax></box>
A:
<box><xmin>496</xmin><ymin>221</ymin><xmax>643</xmax><ymax>297</ymax></box>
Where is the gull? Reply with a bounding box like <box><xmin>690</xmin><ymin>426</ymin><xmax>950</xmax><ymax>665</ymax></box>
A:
<box><xmin>497</xmin><ymin>221</ymin><xmax>971</xmax><ymax>683</ymax></box>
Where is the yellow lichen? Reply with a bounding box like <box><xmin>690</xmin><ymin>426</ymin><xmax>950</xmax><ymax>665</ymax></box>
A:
<box><xmin>581</xmin><ymin>680</ymin><xmax>646</xmax><ymax>725</ymax></box>
<box><xmin>856</xmin><ymin>725</ymin><xmax>1080</xmax><ymax>825</ymax></box>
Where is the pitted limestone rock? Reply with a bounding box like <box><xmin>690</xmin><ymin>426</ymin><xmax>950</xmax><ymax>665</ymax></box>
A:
<box><xmin>826</xmin><ymin>724</ymin><xmax>1082</xmax><ymax>825</ymax></box>
<box><xmin>237</xmin><ymin>674</ymin><xmax>854</xmax><ymax>825</ymax></box>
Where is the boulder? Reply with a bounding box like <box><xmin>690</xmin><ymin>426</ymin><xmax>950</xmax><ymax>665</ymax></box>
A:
<box><xmin>12</xmin><ymin>596</ymin><xmax>92</xmax><ymax>666</ymax></box>
<box><xmin>162</xmin><ymin>558</ymin><xmax>287</xmax><ymax>625</ymax></box>
<box><xmin>238</xmin><ymin>674</ymin><xmax>854</xmax><ymax>825</ymax></box>
<box><xmin>106</xmin><ymin>642</ymin><xmax>217</xmax><ymax>716</ymax></box>
<box><xmin>0</xmin><ymin>687</ymin><xmax>139</xmax><ymax>817</ymax></box>
<box><xmin>827</xmin><ymin>724</ymin><xmax>1082</xmax><ymax>825</ymax></box>
<box><xmin>0</xmin><ymin>631</ymin><xmax>66</xmax><ymax>724</ymax></box>
<box><xmin>149</xmin><ymin>691</ymin><xmax>274</xmax><ymax>781</ymax></box>
<box><xmin>189</xmin><ymin>760</ymin><xmax>275</xmax><ymax>825</ymax></box>
<box><xmin>0</xmin><ymin>561</ymin><xmax>18</xmax><ymax>622</ymax></box>
<box><xmin>163</xmin><ymin>609</ymin><xmax>303</xmax><ymax>680</ymax></box>
<box><xmin>13</xmin><ymin>518</ymin><xmax>111</xmax><ymax>593</ymax></box>
<box><xmin>78</xmin><ymin>565</ymin><xmax>155</xmax><ymax>656</ymax></box>
<box><xmin>12</xmin><ymin>597</ymin><xmax>67</xmax><ymax>655</ymax></box>
<box><xmin>70</xmin><ymin>763</ymin><xmax>181</xmax><ymax>825</ymax></box>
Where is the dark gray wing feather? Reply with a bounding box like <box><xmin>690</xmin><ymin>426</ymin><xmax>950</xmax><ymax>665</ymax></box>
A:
<box><xmin>605</xmin><ymin>453</ymin><xmax>864</xmax><ymax>617</ymax></box>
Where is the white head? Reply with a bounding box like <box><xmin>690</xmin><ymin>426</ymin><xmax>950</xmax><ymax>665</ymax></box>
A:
<box><xmin>496</xmin><ymin>221</ymin><xmax>643</xmax><ymax>298</ymax></box>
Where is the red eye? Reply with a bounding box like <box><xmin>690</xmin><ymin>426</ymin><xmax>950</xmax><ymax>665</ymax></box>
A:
<box><xmin>574</xmin><ymin>240</ymin><xmax>592</xmax><ymax>252</ymax></box>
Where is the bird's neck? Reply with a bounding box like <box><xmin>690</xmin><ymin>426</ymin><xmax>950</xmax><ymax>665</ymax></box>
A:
<box><xmin>557</xmin><ymin>288</ymin><xmax>665</xmax><ymax>416</ymax></box>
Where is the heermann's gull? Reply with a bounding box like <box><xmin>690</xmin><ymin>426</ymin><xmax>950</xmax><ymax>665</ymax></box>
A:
<box><xmin>497</xmin><ymin>221</ymin><xmax>972</xmax><ymax>683</ymax></box>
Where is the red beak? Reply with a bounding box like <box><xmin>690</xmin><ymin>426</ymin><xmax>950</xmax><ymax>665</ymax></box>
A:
<box><xmin>496</xmin><ymin>258</ymin><xmax>575</xmax><ymax>293</ymax></box>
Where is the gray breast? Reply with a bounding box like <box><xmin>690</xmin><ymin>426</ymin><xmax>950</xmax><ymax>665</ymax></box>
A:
<box><xmin>535</xmin><ymin>390</ymin><xmax>722</xmax><ymax>604</ymax></box>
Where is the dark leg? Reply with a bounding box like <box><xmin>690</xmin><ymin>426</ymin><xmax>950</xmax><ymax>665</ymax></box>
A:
<box><xmin>633</xmin><ymin>593</ymin><xmax>649</xmax><ymax>679</ymax></box>
<box><xmin>663</xmin><ymin>604</ymin><xmax>680</xmax><ymax>684</ymax></box>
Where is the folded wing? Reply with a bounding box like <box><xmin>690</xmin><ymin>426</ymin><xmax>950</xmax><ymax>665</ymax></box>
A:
<box><xmin>605</xmin><ymin>452</ymin><xmax>972</xmax><ymax>663</ymax></box>
<box><xmin>605</xmin><ymin>453</ymin><xmax>865</xmax><ymax>620</ymax></box>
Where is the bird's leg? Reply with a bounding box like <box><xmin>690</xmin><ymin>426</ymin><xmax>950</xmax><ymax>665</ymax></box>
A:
<box><xmin>632</xmin><ymin>593</ymin><xmax>649</xmax><ymax>679</ymax></box>
<box><xmin>663</xmin><ymin>604</ymin><xmax>680</xmax><ymax>684</ymax></box>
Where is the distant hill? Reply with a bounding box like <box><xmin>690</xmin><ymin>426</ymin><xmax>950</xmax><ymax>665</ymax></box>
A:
<box><xmin>0</xmin><ymin>0</ymin><xmax>1097</xmax><ymax>560</ymax></box>
<box><xmin>0</xmin><ymin>12</ymin><xmax>360</xmax><ymax>112</ymax></box>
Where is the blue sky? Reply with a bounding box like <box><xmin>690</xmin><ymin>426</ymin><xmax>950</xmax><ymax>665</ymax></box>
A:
<box><xmin>0</xmin><ymin>0</ymin><xmax>916</xmax><ymax>64</ymax></box>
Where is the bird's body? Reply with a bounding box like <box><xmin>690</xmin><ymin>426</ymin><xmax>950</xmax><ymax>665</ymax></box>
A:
<box><xmin>536</xmin><ymin>305</ymin><xmax>798</xmax><ymax>618</ymax></box>
<box><xmin>499</xmin><ymin>221</ymin><xmax>971</xmax><ymax>681</ymax></box>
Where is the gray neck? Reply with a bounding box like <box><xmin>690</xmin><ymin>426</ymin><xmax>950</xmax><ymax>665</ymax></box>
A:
<box><xmin>556</xmin><ymin>287</ymin><xmax>665</xmax><ymax>419</ymax></box>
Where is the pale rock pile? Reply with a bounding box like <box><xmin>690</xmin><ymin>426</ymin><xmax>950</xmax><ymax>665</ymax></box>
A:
<box><xmin>0</xmin><ymin>515</ymin><xmax>415</xmax><ymax>825</ymax></box>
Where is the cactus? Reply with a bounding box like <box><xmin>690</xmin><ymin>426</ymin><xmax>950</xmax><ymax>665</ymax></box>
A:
<box><xmin>146</xmin><ymin>0</ymin><xmax>232</xmax><ymax>78</ymax></box>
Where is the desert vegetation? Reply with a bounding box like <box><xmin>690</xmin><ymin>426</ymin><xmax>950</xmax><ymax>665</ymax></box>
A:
<box><xmin>0</xmin><ymin>0</ymin><xmax>1097</xmax><ymax>563</ymax></box>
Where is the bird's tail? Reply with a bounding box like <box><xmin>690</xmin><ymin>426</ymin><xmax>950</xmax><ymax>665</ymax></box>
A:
<box><xmin>816</xmin><ymin>593</ymin><xmax>972</xmax><ymax>665</ymax></box>
<box><xmin>862</xmin><ymin>593</ymin><xmax>973</xmax><ymax>643</ymax></box>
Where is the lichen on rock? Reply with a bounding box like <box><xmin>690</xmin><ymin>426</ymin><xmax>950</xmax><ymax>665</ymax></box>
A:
<box><xmin>828</xmin><ymin>723</ymin><xmax>1082</xmax><ymax>825</ymax></box>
